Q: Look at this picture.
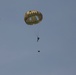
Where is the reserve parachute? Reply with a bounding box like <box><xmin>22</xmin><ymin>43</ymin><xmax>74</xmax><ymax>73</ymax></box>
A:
<box><xmin>24</xmin><ymin>10</ymin><xmax>43</xmax><ymax>25</ymax></box>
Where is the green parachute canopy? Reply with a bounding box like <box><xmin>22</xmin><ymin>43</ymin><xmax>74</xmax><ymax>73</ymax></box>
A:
<box><xmin>24</xmin><ymin>10</ymin><xmax>43</xmax><ymax>25</ymax></box>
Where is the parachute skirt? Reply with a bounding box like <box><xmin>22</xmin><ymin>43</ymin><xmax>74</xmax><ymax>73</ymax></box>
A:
<box><xmin>24</xmin><ymin>10</ymin><xmax>43</xmax><ymax>25</ymax></box>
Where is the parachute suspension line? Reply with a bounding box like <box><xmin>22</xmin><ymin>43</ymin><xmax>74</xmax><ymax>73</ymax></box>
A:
<box><xmin>29</xmin><ymin>24</ymin><xmax>40</xmax><ymax>38</ymax></box>
<box><xmin>33</xmin><ymin>24</ymin><xmax>40</xmax><ymax>37</ymax></box>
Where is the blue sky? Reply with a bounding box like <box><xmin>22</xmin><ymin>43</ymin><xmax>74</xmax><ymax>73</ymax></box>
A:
<box><xmin>0</xmin><ymin>0</ymin><xmax>76</xmax><ymax>75</ymax></box>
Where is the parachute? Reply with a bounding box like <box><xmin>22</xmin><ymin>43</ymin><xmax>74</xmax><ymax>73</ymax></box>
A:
<box><xmin>24</xmin><ymin>10</ymin><xmax>43</xmax><ymax>43</ymax></box>
<box><xmin>24</xmin><ymin>10</ymin><xmax>43</xmax><ymax>25</ymax></box>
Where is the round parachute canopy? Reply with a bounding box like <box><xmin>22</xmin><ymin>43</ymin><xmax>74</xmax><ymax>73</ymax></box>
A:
<box><xmin>24</xmin><ymin>10</ymin><xmax>43</xmax><ymax>25</ymax></box>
